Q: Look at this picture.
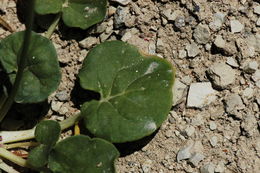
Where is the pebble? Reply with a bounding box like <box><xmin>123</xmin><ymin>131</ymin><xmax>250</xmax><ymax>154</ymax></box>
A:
<box><xmin>51</xmin><ymin>101</ymin><xmax>63</xmax><ymax>112</ymax></box>
<box><xmin>177</xmin><ymin>143</ymin><xmax>193</xmax><ymax>162</ymax></box>
<box><xmin>230</xmin><ymin>20</ymin><xmax>244</xmax><ymax>33</ymax></box>
<box><xmin>184</xmin><ymin>125</ymin><xmax>196</xmax><ymax>137</ymax></box>
<box><xmin>209</xmin><ymin>121</ymin><xmax>217</xmax><ymax>130</ymax></box>
<box><xmin>141</xmin><ymin>160</ymin><xmax>153</xmax><ymax>173</ymax></box>
<box><xmin>246</xmin><ymin>34</ymin><xmax>260</xmax><ymax>52</ymax></box>
<box><xmin>257</xmin><ymin>18</ymin><xmax>260</xmax><ymax>26</ymax></box>
<box><xmin>55</xmin><ymin>91</ymin><xmax>69</xmax><ymax>101</ymax></box>
<box><xmin>174</xmin><ymin>16</ymin><xmax>186</xmax><ymax>29</ymax></box>
<box><xmin>185</xmin><ymin>42</ymin><xmax>200</xmax><ymax>57</ymax></box>
<box><xmin>209</xmin><ymin>12</ymin><xmax>225</xmax><ymax>31</ymax></box>
<box><xmin>200</xmin><ymin>163</ymin><xmax>215</xmax><ymax>173</ymax></box>
<box><xmin>214</xmin><ymin>35</ymin><xmax>225</xmax><ymax>49</ymax></box>
<box><xmin>187</xmin><ymin>82</ymin><xmax>217</xmax><ymax>108</ymax></box>
<box><xmin>252</xmin><ymin>70</ymin><xmax>260</xmax><ymax>82</ymax></box>
<box><xmin>209</xmin><ymin>136</ymin><xmax>218</xmax><ymax>147</ymax></box>
<box><xmin>114</xmin><ymin>6</ymin><xmax>130</xmax><ymax>28</ymax></box>
<box><xmin>225</xmin><ymin>94</ymin><xmax>245</xmax><ymax>115</ymax></box>
<box><xmin>241</xmin><ymin>114</ymin><xmax>257</xmax><ymax>137</ymax></box>
<box><xmin>207</xmin><ymin>62</ymin><xmax>236</xmax><ymax>89</ymax></box>
<box><xmin>226</xmin><ymin>57</ymin><xmax>239</xmax><ymax>68</ymax></box>
<box><xmin>215</xmin><ymin>161</ymin><xmax>225</xmax><ymax>173</ymax></box>
<box><xmin>236</xmin><ymin>38</ymin><xmax>255</xmax><ymax>58</ymax></box>
<box><xmin>79</xmin><ymin>37</ymin><xmax>98</xmax><ymax>49</ymax></box>
<box><xmin>178</xmin><ymin>49</ymin><xmax>187</xmax><ymax>58</ymax></box>
<box><xmin>242</xmin><ymin>87</ymin><xmax>254</xmax><ymax>99</ymax></box>
<box><xmin>253</xmin><ymin>6</ymin><xmax>260</xmax><ymax>15</ymax></box>
<box><xmin>162</xmin><ymin>9</ymin><xmax>181</xmax><ymax>21</ymax></box>
<box><xmin>242</xmin><ymin>61</ymin><xmax>258</xmax><ymax>74</ymax></box>
<box><xmin>110</xmin><ymin>0</ymin><xmax>130</xmax><ymax>6</ymax></box>
<box><xmin>172</xmin><ymin>78</ymin><xmax>187</xmax><ymax>106</ymax></box>
<box><xmin>193</xmin><ymin>24</ymin><xmax>211</xmax><ymax>44</ymax></box>
<box><xmin>189</xmin><ymin>153</ymin><xmax>205</xmax><ymax>166</ymax></box>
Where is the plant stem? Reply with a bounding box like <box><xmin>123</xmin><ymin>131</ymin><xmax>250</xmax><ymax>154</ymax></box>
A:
<box><xmin>45</xmin><ymin>13</ymin><xmax>61</xmax><ymax>39</ymax></box>
<box><xmin>4</xmin><ymin>141</ymin><xmax>39</xmax><ymax>149</ymax></box>
<box><xmin>0</xmin><ymin>148</ymin><xmax>27</xmax><ymax>168</ymax></box>
<box><xmin>0</xmin><ymin>0</ymin><xmax>35</xmax><ymax>123</ymax></box>
<box><xmin>0</xmin><ymin>159</ymin><xmax>19</xmax><ymax>173</ymax></box>
<box><xmin>0</xmin><ymin>113</ymin><xmax>81</xmax><ymax>144</ymax></box>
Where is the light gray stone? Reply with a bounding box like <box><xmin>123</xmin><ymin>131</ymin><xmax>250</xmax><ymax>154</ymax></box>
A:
<box><xmin>214</xmin><ymin>35</ymin><xmax>225</xmax><ymax>49</ymax></box>
<box><xmin>230</xmin><ymin>20</ymin><xmax>244</xmax><ymax>33</ymax></box>
<box><xmin>252</xmin><ymin>70</ymin><xmax>260</xmax><ymax>82</ymax></box>
<box><xmin>246</xmin><ymin>34</ymin><xmax>260</xmax><ymax>52</ymax></box>
<box><xmin>55</xmin><ymin>91</ymin><xmax>69</xmax><ymax>101</ymax></box>
<box><xmin>162</xmin><ymin>9</ymin><xmax>182</xmax><ymax>21</ymax></box>
<box><xmin>193</xmin><ymin>24</ymin><xmax>211</xmax><ymax>44</ymax></box>
<box><xmin>186</xmin><ymin>42</ymin><xmax>200</xmax><ymax>57</ymax></box>
<box><xmin>209</xmin><ymin>136</ymin><xmax>218</xmax><ymax>147</ymax></box>
<box><xmin>236</xmin><ymin>38</ymin><xmax>255</xmax><ymax>58</ymax></box>
<box><xmin>189</xmin><ymin>153</ymin><xmax>205</xmax><ymax>166</ymax></box>
<box><xmin>242</xmin><ymin>61</ymin><xmax>259</xmax><ymax>74</ymax></box>
<box><xmin>209</xmin><ymin>12</ymin><xmax>225</xmax><ymax>31</ymax></box>
<box><xmin>51</xmin><ymin>101</ymin><xmax>63</xmax><ymax>112</ymax></box>
<box><xmin>114</xmin><ymin>6</ymin><xmax>130</xmax><ymax>28</ymax></box>
<box><xmin>110</xmin><ymin>0</ymin><xmax>130</xmax><ymax>6</ymax></box>
<box><xmin>187</xmin><ymin>82</ymin><xmax>217</xmax><ymax>108</ymax></box>
<box><xmin>173</xmin><ymin>78</ymin><xmax>187</xmax><ymax>106</ymax></box>
<box><xmin>184</xmin><ymin>125</ymin><xmax>196</xmax><ymax>137</ymax></box>
<box><xmin>79</xmin><ymin>37</ymin><xmax>99</xmax><ymax>49</ymax></box>
<box><xmin>200</xmin><ymin>163</ymin><xmax>215</xmax><ymax>173</ymax></box>
<box><xmin>226</xmin><ymin>57</ymin><xmax>239</xmax><ymax>68</ymax></box>
<box><xmin>209</xmin><ymin>121</ymin><xmax>217</xmax><ymax>130</ymax></box>
<box><xmin>141</xmin><ymin>159</ymin><xmax>153</xmax><ymax>173</ymax></box>
<box><xmin>215</xmin><ymin>161</ymin><xmax>225</xmax><ymax>173</ymax></box>
<box><xmin>174</xmin><ymin>16</ymin><xmax>186</xmax><ymax>29</ymax></box>
<box><xmin>242</xmin><ymin>87</ymin><xmax>254</xmax><ymax>99</ymax></box>
<box><xmin>208</xmin><ymin>62</ymin><xmax>236</xmax><ymax>89</ymax></box>
<box><xmin>254</xmin><ymin>6</ymin><xmax>260</xmax><ymax>15</ymax></box>
<box><xmin>225</xmin><ymin>94</ymin><xmax>245</xmax><ymax>115</ymax></box>
<box><xmin>257</xmin><ymin>18</ymin><xmax>260</xmax><ymax>26</ymax></box>
<box><xmin>177</xmin><ymin>143</ymin><xmax>193</xmax><ymax>162</ymax></box>
<box><xmin>178</xmin><ymin>49</ymin><xmax>187</xmax><ymax>58</ymax></box>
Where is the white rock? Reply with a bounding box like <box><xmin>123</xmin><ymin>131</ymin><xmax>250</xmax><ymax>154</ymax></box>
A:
<box><xmin>178</xmin><ymin>49</ymin><xmax>187</xmax><ymax>58</ymax></box>
<box><xmin>141</xmin><ymin>159</ymin><xmax>153</xmax><ymax>173</ymax></box>
<box><xmin>246</xmin><ymin>34</ymin><xmax>260</xmax><ymax>52</ymax></box>
<box><xmin>242</xmin><ymin>61</ymin><xmax>259</xmax><ymax>74</ymax></box>
<box><xmin>214</xmin><ymin>35</ymin><xmax>225</xmax><ymax>49</ymax></box>
<box><xmin>208</xmin><ymin>62</ymin><xmax>237</xmax><ymax>89</ymax></box>
<box><xmin>225</xmin><ymin>94</ymin><xmax>245</xmax><ymax>114</ymax></box>
<box><xmin>243</xmin><ymin>87</ymin><xmax>254</xmax><ymax>99</ymax></box>
<box><xmin>193</xmin><ymin>24</ymin><xmax>211</xmax><ymax>44</ymax></box>
<box><xmin>173</xmin><ymin>78</ymin><xmax>187</xmax><ymax>106</ymax></box>
<box><xmin>184</xmin><ymin>125</ymin><xmax>196</xmax><ymax>137</ymax></box>
<box><xmin>110</xmin><ymin>0</ymin><xmax>130</xmax><ymax>6</ymax></box>
<box><xmin>209</xmin><ymin>136</ymin><xmax>218</xmax><ymax>147</ymax></box>
<box><xmin>121</xmin><ymin>32</ymin><xmax>132</xmax><ymax>42</ymax></box>
<box><xmin>177</xmin><ymin>143</ymin><xmax>193</xmax><ymax>162</ymax></box>
<box><xmin>226</xmin><ymin>57</ymin><xmax>239</xmax><ymax>68</ymax></box>
<box><xmin>162</xmin><ymin>9</ymin><xmax>181</xmax><ymax>21</ymax></box>
<box><xmin>215</xmin><ymin>161</ymin><xmax>225</xmax><ymax>172</ymax></box>
<box><xmin>230</xmin><ymin>20</ymin><xmax>244</xmax><ymax>33</ymax></box>
<box><xmin>257</xmin><ymin>18</ymin><xmax>260</xmax><ymax>26</ymax></box>
<box><xmin>209</xmin><ymin>121</ymin><xmax>217</xmax><ymax>130</ymax></box>
<box><xmin>79</xmin><ymin>37</ymin><xmax>99</xmax><ymax>49</ymax></box>
<box><xmin>187</xmin><ymin>82</ymin><xmax>217</xmax><ymax>108</ymax></box>
<box><xmin>51</xmin><ymin>101</ymin><xmax>63</xmax><ymax>112</ymax></box>
<box><xmin>252</xmin><ymin>70</ymin><xmax>260</xmax><ymax>82</ymax></box>
<box><xmin>254</xmin><ymin>6</ymin><xmax>260</xmax><ymax>15</ymax></box>
<box><xmin>201</xmin><ymin>163</ymin><xmax>215</xmax><ymax>173</ymax></box>
<box><xmin>209</xmin><ymin>12</ymin><xmax>225</xmax><ymax>31</ymax></box>
<box><xmin>186</xmin><ymin>42</ymin><xmax>200</xmax><ymax>57</ymax></box>
<box><xmin>189</xmin><ymin>153</ymin><xmax>205</xmax><ymax>166</ymax></box>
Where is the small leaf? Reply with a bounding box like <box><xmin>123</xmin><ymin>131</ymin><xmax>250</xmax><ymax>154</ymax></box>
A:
<box><xmin>62</xmin><ymin>0</ymin><xmax>107</xmax><ymax>29</ymax></box>
<box><xmin>27</xmin><ymin>145</ymin><xmax>50</xmax><ymax>168</ymax></box>
<box><xmin>35</xmin><ymin>120</ymin><xmax>61</xmax><ymax>146</ymax></box>
<box><xmin>48</xmin><ymin>135</ymin><xmax>119</xmax><ymax>173</ymax></box>
<box><xmin>0</xmin><ymin>31</ymin><xmax>61</xmax><ymax>103</ymax></box>
<box><xmin>79</xmin><ymin>41</ymin><xmax>175</xmax><ymax>143</ymax></box>
<box><xmin>35</xmin><ymin>0</ymin><xmax>63</xmax><ymax>15</ymax></box>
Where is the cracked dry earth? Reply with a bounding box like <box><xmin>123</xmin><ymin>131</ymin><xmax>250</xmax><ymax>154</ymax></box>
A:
<box><xmin>0</xmin><ymin>0</ymin><xmax>260</xmax><ymax>172</ymax></box>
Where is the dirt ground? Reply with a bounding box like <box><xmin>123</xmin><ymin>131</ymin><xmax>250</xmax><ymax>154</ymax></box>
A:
<box><xmin>0</xmin><ymin>0</ymin><xmax>260</xmax><ymax>172</ymax></box>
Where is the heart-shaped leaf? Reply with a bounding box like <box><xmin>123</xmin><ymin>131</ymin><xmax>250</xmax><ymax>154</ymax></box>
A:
<box><xmin>0</xmin><ymin>31</ymin><xmax>61</xmax><ymax>103</ymax></box>
<box><xmin>35</xmin><ymin>0</ymin><xmax>107</xmax><ymax>29</ymax></box>
<box><xmin>79</xmin><ymin>41</ymin><xmax>175</xmax><ymax>143</ymax></box>
<box><xmin>35</xmin><ymin>120</ymin><xmax>61</xmax><ymax>146</ymax></box>
<box><xmin>48</xmin><ymin>135</ymin><xmax>119</xmax><ymax>173</ymax></box>
<box><xmin>27</xmin><ymin>144</ymin><xmax>50</xmax><ymax>168</ymax></box>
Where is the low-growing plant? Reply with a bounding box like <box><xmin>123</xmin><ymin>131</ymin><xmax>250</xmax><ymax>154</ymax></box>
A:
<box><xmin>0</xmin><ymin>0</ymin><xmax>175</xmax><ymax>172</ymax></box>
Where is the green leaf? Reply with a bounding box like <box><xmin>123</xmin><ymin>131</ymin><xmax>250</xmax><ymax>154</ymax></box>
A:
<box><xmin>0</xmin><ymin>31</ymin><xmax>61</xmax><ymax>103</ymax></box>
<box><xmin>35</xmin><ymin>0</ymin><xmax>63</xmax><ymax>15</ymax></box>
<box><xmin>27</xmin><ymin>144</ymin><xmax>50</xmax><ymax>168</ymax></box>
<box><xmin>35</xmin><ymin>120</ymin><xmax>61</xmax><ymax>146</ymax></box>
<box><xmin>35</xmin><ymin>0</ymin><xmax>107</xmax><ymax>30</ymax></box>
<box><xmin>62</xmin><ymin>0</ymin><xmax>107</xmax><ymax>29</ymax></box>
<box><xmin>48</xmin><ymin>135</ymin><xmax>119</xmax><ymax>173</ymax></box>
<box><xmin>79</xmin><ymin>41</ymin><xmax>175</xmax><ymax>143</ymax></box>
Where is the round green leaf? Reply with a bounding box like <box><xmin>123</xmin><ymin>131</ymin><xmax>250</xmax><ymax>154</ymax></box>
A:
<box><xmin>62</xmin><ymin>0</ymin><xmax>107</xmax><ymax>29</ymax></box>
<box><xmin>35</xmin><ymin>0</ymin><xmax>63</xmax><ymax>15</ymax></box>
<box><xmin>35</xmin><ymin>120</ymin><xmax>61</xmax><ymax>146</ymax></box>
<box><xmin>0</xmin><ymin>31</ymin><xmax>61</xmax><ymax>103</ymax></box>
<box><xmin>79</xmin><ymin>41</ymin><xmax>175</xmax><ymax>143</ymax></box>
<box><xmin>48</xmin><ymin>135</ymin><xmax>119</xmax><ymax>173</ymax></box>
<box><xmin>28</xmin><ymin>145</ymin><xmax>50</xmax><ymax>168</ymax></box>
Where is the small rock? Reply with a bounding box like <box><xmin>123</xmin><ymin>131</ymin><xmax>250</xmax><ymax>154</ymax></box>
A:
<box><xmin>252</xmin><ymin>70</ymin><xmax>260</xmax><ymax>82</ymax></box>
<box><xmin>254</xmin><ymin>6</ymin><xmax>260</xmax><ymax>15</ymax></box>
<box><xmin>209</xmin><ymin>12</ymin><xmax>225</xmax><ymax>31</ymax></box>
<box><xmin>110</xmin><ymin>0</ymin><xmax>130</xmax><ymax>6</ymax></box>
<box><xmin>200</xmin><ymin>163</ymin><xmax>215</xmax><ymax>173</ymax></box>
<box><xmin>209</xmin><ymin>121</ymin><xmax>217</xmax><ymax>130</ymax></box>
<box><xmin>207</xmin><ymin>62</ymin><xmax>236</xmax><ymax>89</ymax></box>
<box><xmin>215</xmin><ymin>161</ymin><xmax>225</xmax><ymax>173</ymax></box>
<box><xmin>241</xmin><ymin>114</ymin><xmax>257</xmax><ymax>137</ymax></box>
<box><xmin>162</xmin><ymin>9</ymin><xmax>182</xmax><ymax>21</ymax></box>
<box><xmin>189</xmin><ymin>153</ymin><xmax>205</xmax><ymax>167</ymax></box>
<box><xmin>214</xmin><ymin>35</ymin><xmax>225</xmax><ymax>49</ymax></box>
<box><xmin>242</xmin><ymin>87</ymin><xmax>254</xmax><ymax>99</ymax></box>
<box><xmin>177</xmin><ymin>143</ymin><xmax>193</xmax><ymax>162</ymax></box>
<box><xmin>226</xmin><ymin>57</ymin><xmax>239</xmax><ymax>68</ymax></box>
<box><xmin>51</xmin><ymin>101</ymin><xmax>63</xmax><ymax>112</ymax></box>
<box><xmin>187</xmin><ymin>82</ymin><xmax>217</xmax><ymax>108</ymax></box>
<box><xmin>173</xmin><ymin>78</ymin><xmax>187</xmax><ymax>106</ymax></box>
<box><xmin>225</xmin><ymin>94</ymin><xmax>245</xmax><ymax>115</ymax></box>
<box><xmin>121</xmin><ymin>32</ymin><xmax>132</xmax><ymax>42</ymax></box>
<box><xmin>184</xmin><ymin>125</ymin><xmax>196</xmax><ymax>137</ymax></box>
<box><xmin>230</xmin><ymin>20</ymin><xmax>244</xmax><ymax>33</ymax></box>
<box><xmin>59</xmin><ymin>106</ymin><xmax>68</xmax><ymax>115</ymax></box>
<box><xmin>156</xmin><ymin>38</ymin><xmax>165</xmax><ymax>52</ymax></box>
<box><xmin>246</xmin><ymin>34</ymin><xmax>260</xmax><ymax>53</ymax></box>
<box><xmin>141</xmin><ymin>160</ymin><xmax>153</xmax><ymax>173</ymax></box>
<box><xmin>242</xmin><ymin>61</ymin><xmax>259</xmax><ymax>74</ymax></box>
<box><xmin>79</xmin><ymin>37</ymin><xmax>98</xmax><ymax>49</ymax></box>
<box><xmin>174</xmin><ymin>16</ymin><xmax>186</xmax><ymax>29</ymax></box>
<box><xmin>178</xmin><ymin>49</ymin><xmax>187</xmax><ymax>58</ymax></box>
<box><xmin>209</xmin><ymin>136</ymin><xmax>218</xmax><ymax>147</ymax></box>
<box><xmin>55</xmin><ymin>91</ymin><xmax>69</xmax><ymax>101</ymax></box>
<box><xmin>236</xmin><ymin>38</ymin><xmax>255</xmax><ymax>58</ymax></box>
<box><xmin>193</xmin><ymin>24</ymin><xmax>211</xmax><ymax>44</ymax></box>
<box><xmin>186</xmin><ymin>42</ymin><xmax>200</xmax><ymax>57</ymax></box>
<box><xmin>114</xmin><ymin>6</ymin><xmax>130</xmax><ymax>28</ymax></box>
<box><xmin>256</xmin><ymin>18</ymin><xmax>260</xmax><ymax>26</ymax></box>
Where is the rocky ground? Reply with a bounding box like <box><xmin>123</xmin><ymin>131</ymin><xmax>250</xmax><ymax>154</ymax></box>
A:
<box><xmin>0</xmin><ymin>0</ymin><xmax>260</xmax><ymax>173</ymax></box>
